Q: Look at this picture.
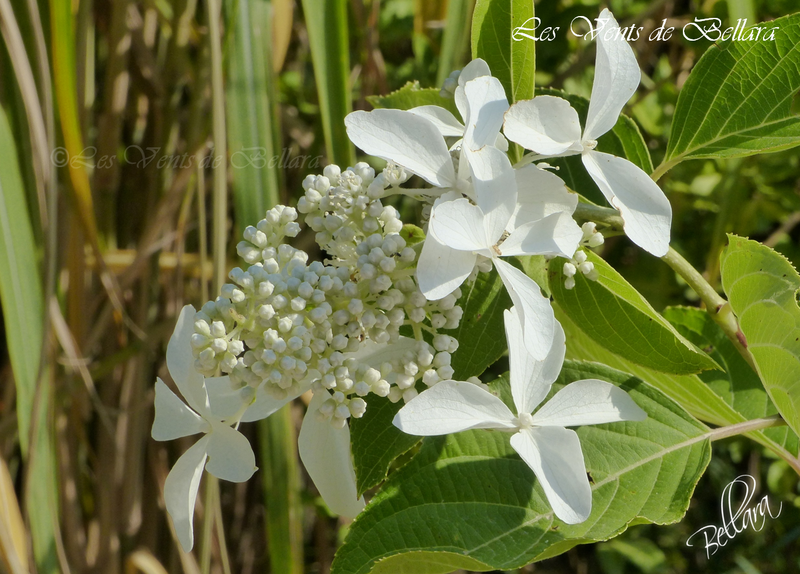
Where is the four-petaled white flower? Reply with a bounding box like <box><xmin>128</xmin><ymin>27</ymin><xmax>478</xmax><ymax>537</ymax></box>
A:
<box><xmin>154</xmin><ymin>306</ymin><xmax>366</xmax><ymax>552</ymax></box>
<box><xmin>152</xmin><ymin>305</ymin><xmax>257</xmax><ymax>552</ymax></box>
<box><xmin>344</xmin><ymin>59</ymin><xmax>508</xmax><ymax>201</ymax></box>
<box><xmin>419</xmin><ymin>145</ymin><xmax>582</xmax><ymax>360</ymax></box>
<box><xmin>503</xmin><ymin>8</ymin><xmax>672</xmax><ymax>257</ymax></box>
<box><xmin>393</xmin><ymin>306</ymin><xmax>646</xmax><ymax>523</ymax></box>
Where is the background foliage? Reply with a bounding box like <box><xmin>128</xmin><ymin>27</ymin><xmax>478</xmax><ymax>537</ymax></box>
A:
<box><xmin>0</xmin><ymin>0</ymin><xmax>798</xmax><ymax>573</ymax></box>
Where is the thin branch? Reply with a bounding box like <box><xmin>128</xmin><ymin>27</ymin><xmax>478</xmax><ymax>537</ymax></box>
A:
<box><xmin>573</xmin><ymin>202</ymin><xmax>758</xmax><ymax>372</ymax></box>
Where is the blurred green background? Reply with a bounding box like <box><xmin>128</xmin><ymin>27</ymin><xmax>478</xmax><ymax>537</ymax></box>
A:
<box><xmin>0</xmin><ymin>0</ymin><xmax>798</xmax><ymax>573</ymax></box>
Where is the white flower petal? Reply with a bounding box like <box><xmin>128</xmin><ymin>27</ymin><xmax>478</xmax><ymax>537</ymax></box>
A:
<box><xmin>511</xmin><ymin>164</ymin><xmax>577</xmax><ymax>229</ymax></box>
<box><xmin>465</xmin><ymin>146</ymin><xmax>517</xmax><ymax>244</ymax></box>
<box><xmin>500</xmin><ymin>211</ymin><xmax>582</xmax><ymax>259</ymax></box>
<box><xmin>205</xmin><ymin>376</ymin><xmax>246</xmax><ymax>419</ymax></box>
<box><xmin>408</xmin><ymin>105</ymin><xmax>464</xmax><ymax>137</ymax></box>
<box><xmin>347</xmin><ymin>336</ymin><xmax>420</xmax><ymax>367</ymax></box>
<box><xmin>167</xmin><ymin>305</ymin><xmax>210</xmax><ymax>414</ymax></box>
<box><xmin>503</xmin><ymin>97</ymin><xmax>582</xmax><ymax>156</ymax></box>
<box><xmin>495</xmin><ymin>133</ymin><xmax>509</xmax><ymax>152</ymax></box>
<box><xmin>504</xmin><ymin>309</ymin><xmax>566</xmax><ymax>415</ymax></box>
<box><xmin>393</xmin><ymin>380</ymin><xmax>516</xmax><ymax>435</ymax></box>
<box><xmin>417</xmin><ymin>230</ymin><xmax>478</xmax><ymax>300</ymax></box>
<box><xmin>494</xmin><ymin>258</ymin><xmax>554</xmax><ymax>362</ymax></box>
<box><xmin>533</xmin><ymin>379</ymin><xmax>647</xmax><ymax>427</ymax></box>
<box><xmin>510</xmin><ymin>427</ymin><xmax>592</xmax><ymax>524</ymax></box>
<box><xmin>582</xmin><ymin>151</ymin><xmax>671</xmax><ymax>257</ymax></box>
<box><xmin>345</xmin><ymin>110</ymin><xmax>457</xmax><ymax>188</ymax></box>
<box><xmin>462</xmin><ymin>76</ymin><xmax>508</xmax><ymax>151</ymax></box>
<box><xmin>241</xmin><ymin>383</ymin><xmax>307</xmax><ymax>423</ymax></box>
<box><xmin>204</xmin><ymin>422</ymin><xmax>257</xmax><ymax>482</ymax></box>
<box><xmin>430</xmin><ymin>197</ymin><xmax>492</xmax><ymax>252</ymax></box>
<box><xmin>458</xmin><ymin>58</ymin><xmax>492</xmax><ymax>86</ymax></box>
<box><xmin>298</xmin><ymin>392</ymin><xmax>365</xmax><ymax>518</ymax></box>
<box><xmin>583</xmin><ymin>9</ymin><xmax>641</xmax><ymax>142</ymax></box>
<box><xmin>455</xmin><ymin>86</ymin><xmax>469</xmax><ymax>130</ymax></box>
<box><xmin>164</xmin><ymin>435</ymin><xmax>209</xmax><ymax>552</ymax></box>
<box><xmin>152</xmin><ymin>378</ymin><xmax>207</xmax><ymax>441</ymax></box>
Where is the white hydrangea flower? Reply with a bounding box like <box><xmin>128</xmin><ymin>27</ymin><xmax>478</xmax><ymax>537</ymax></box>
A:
<box><xmin>343</xmin><ymin>59</ymin><xmax>508</xmax><ymax>202</ymax></box>
<box><xmin>155</xmin><ymin>163</ymin><xmax>471</xmax><ymax>531</ymax></box>
<box><xmin>503</xmin><ymin>9</ymin><xmax>672</xmax><ymax>257</ymax></box>
<box><xmin>393</xmin><ymin>306</ymin><xmax>646</xmax><ymax>524</ymax></box>
<box><xmin>419</xmin><ymin>145</ymin><xmax>583</xmax><ymax>360</ymax></box>
<box><xmin>152</xmin><ymin>305</ymin><xmax>257</xmax><ymax>552</ymax></box>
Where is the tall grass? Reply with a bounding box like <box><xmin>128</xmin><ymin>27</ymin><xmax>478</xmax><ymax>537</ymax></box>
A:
<box><xmin>0</xmin><ymin>0</ymin><xmax>468</xmax><ymax>572</ymax></box>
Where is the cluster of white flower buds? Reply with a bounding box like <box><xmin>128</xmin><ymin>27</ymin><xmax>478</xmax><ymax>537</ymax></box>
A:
<box><xmin>189</xmin><ymin>163</ymin><xmax>467</xmax><ymax>426</ymax></box>
<box><xmin>559</xmin><ymin>222</ymin><xmax>604</xmax><ymax>290</ymax></box>
<box><xmin>580</xmin><ymin>221</ymin><xmax>605</xmax><ymax>249</ymax></box>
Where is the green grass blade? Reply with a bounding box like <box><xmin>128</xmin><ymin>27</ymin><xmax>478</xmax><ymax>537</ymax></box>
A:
<box><xmin>224</xmin><ymin>2</ymin><xmax>304</xmax><ymax>570</ymax></box>
<box><xmin>300</xmin><ymin>0</ymin><xmax>354</xmax><ymax>167</ymax></box>
<box><xmin>259</xmin><ymin>406</ymin><xmax>304</xmax><ymax>574</ymax></box>
<box><xmin>0</xmin><ymin>104</ymin><xmax>59</xmax><ymax>574</ymax></box>
<box><xmin>224</xmin><ymin>0</ymin><xmax>281</xmax><ymax>231</ymax></box>
<box><xmin>436</xmin><ymin>0</ymin><xmax>473</xmax><ymax>87</ymax></box>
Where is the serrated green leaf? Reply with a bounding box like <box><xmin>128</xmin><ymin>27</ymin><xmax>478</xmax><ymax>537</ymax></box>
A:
<box><xmin>371</xmin><ymin>551</ymin><xmax>492</xmax><ymax>574</ymax></box>
<box><xmin>445</xmin><ymin>267</ymin><xmax>512</xmax><ymax>380</ymax></box>
<box><xmin>350</xmin><ymin>394</ymin><xmax>421</xmax><ymax>496</ymax></box>
<box><xmin>332</xmin><ymin>362</ymin><xmax>710</xmax><ymax>574</ymax></box>
<box><xmin>720</xmin><ymin>234</ymin><xmax>800</xmax><ymax>437</ymax></box>
<box><xmin>366</xmin><ymin>81</ymin><xmax>460</xmax><ymax>117</ymax></box>
<box><xmin>555</xmin><ymin>305</ymin><xmax>798</xmax><ymax>460</ymax></box>
<box><xmin>471</xmin><ymin>0</ymin><xmax>535</xmax><ymax>104</ymax></box>
<box><xmin>549</xmin><ymin>251</ymin><xmax>719</xmax><ymax>375</ymax></box>
<box><xmin>535</xmin><ymin>89</ymin><xmax>652</xmax><ymax>205</ymax></box>
<box><xmin>663</xmin><ymin>306</ymin><xmax>798</xmax><ymax>453</ymax></box>
<box><xmin>663</xmin><ymin>13</ymin><xmax>800</xmax><ymax>166</ymax></box>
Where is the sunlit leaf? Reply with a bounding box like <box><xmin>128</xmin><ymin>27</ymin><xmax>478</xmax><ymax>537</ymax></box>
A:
<box><xmin>663</xmin><ymin>13</ymin><xmax>800</xmax><ymax>167</ymax></box>
<box><xmin>549</xmin><ymin>251</ymin><xmax>719</xmax><ymax>375</ymax></box>
<box><xmin>332</xmin><ymin>363</ymin><xmax>710</xmax><ymax>573</ymax></box>
<box><xmin>720</xmin><ymin>234</ymin><xmax>800</xmax><ymax>437</ymax></box>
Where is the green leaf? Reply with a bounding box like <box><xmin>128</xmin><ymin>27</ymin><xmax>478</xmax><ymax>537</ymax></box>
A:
<box><xmin>445</xmin><ymin>267</ymin><xmax>512</xmax><ymax>380</ymax></box>
<box><xmin>535</xmin><ymin>89</ymin><xmax>652</xmax><ymax>205</ymax></box>
<box><xmin>663</xmin><ymin>306</ymin><xmax>798</xmax><ymax>453</ymax></box>
<box><xmin>225</xmin><ymin>0</ymin><xmax>281</xmax><ymax>232</ymax></box>
<box><xmin>301</xmin><ymin>0</ymin><xmax>354</xmax><ymax>166</ymax></box>
<box><xmin>663</xmin><ymin>13</ymin><xmax>800</xmax><ymax>166</ymax></box>
<box><xmin>471</xmin><ymin>0</ymin><xmax>535</xmax><ymax>104</ymax></box>
<box><xmin>332</xmin><ymin>362</ymin><xmax>711</xmax><ymax>574</ymax></box>
<box><xmin>549</xmin><ymin>250</ymin><xmax>719</xmax><ymax>375</ymax></box>
<box><xmin>555</xmin><ymin>306</ymin><xmax>798</xmax><ymax>460</ymax></box>
<box><xmin>720</xmin><ymin>234</ymin><xmax>800</xmax><ymax>437</ymax></box>
<box><xmin>350</xmin><ymin>394</ymin><xmax>421</xmax><ymax>497</ymax></box>
<box><xmin>399</xmin><ymin>223</ymin><xmax>425</xmax><ymax>246</ymax></box>
<box><xmin>0</xmin><ymin>104</ymin><xmax>58</xmax><ymax>574</ymax></box>
<box><xmin>367</xmin><ymin>81</ymin><xmax>460</xmax><ymax>117</ymax></box>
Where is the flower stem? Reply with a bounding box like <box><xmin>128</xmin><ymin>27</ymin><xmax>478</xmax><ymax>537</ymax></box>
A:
<box><xmin>650</xmin><ymin>157</ymin><xmax>679</xmax><ymax>182</ymax></box>
<box><xmin>572</xmin><ymin>202</ymin><xmax>757</xmax><ymax>372</ymax></box>
<box><xmin>707</xmin><ymin>416</ymin><xmax>800</xmax><ymax>476</ymax></box>
<box><xmin>660</xmin><ymin>247</ymin><xmax>757</xmax><ymax>372</ymax></box>
<box><xmin>708</xmin><ymin>415</ymin><xmax>786</xmax><ymax>442</ymax></box>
